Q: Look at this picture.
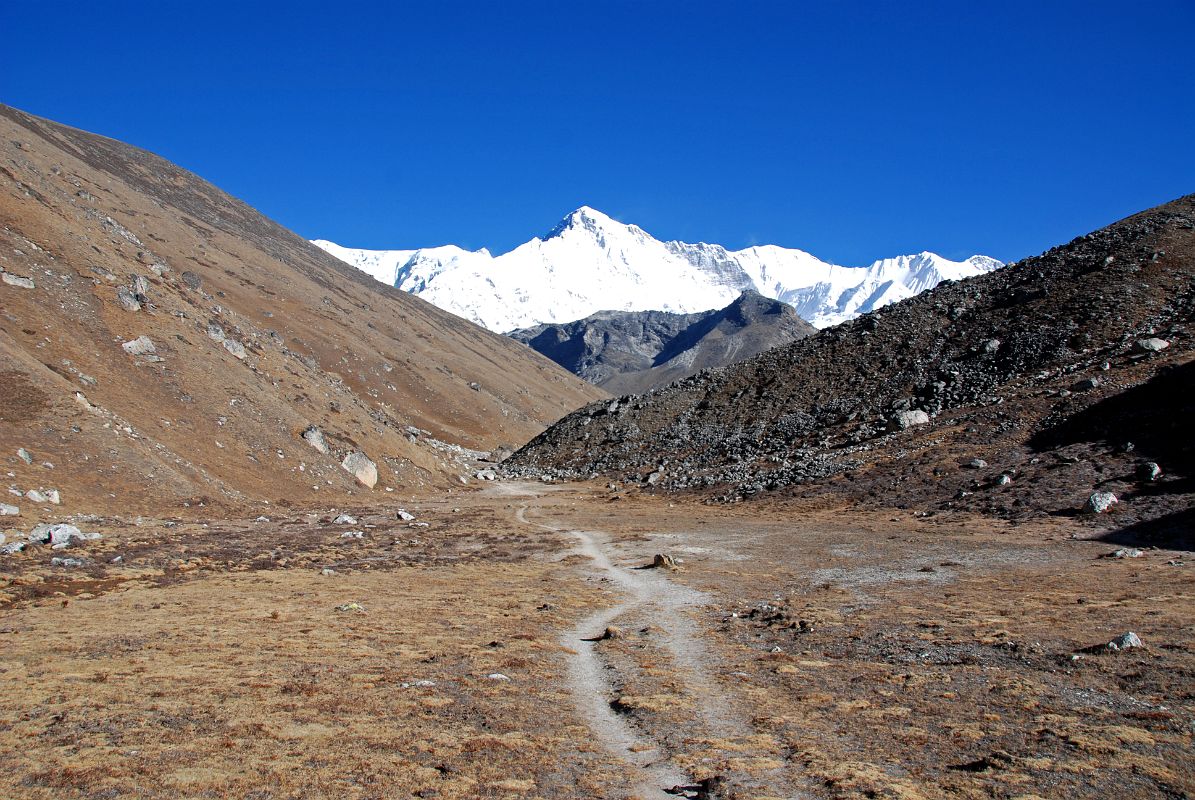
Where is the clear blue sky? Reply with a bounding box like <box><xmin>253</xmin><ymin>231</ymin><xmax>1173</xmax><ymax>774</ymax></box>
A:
<box><xmin>3</xmin><ymin>1</ymin><xmax>1193</xmax><ymax>264</ymax></box>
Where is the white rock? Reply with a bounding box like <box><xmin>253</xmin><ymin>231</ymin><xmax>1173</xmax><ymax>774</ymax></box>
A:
<box><xmin>397</xmin><ymin>509</ymin><xmax>415</xmax><ymax>521</ymax></box>
<box><xmin>1105</xmin><ymin>632</ymin><xmax>1143</xmax><ymax>651</ymax></box>
<box><xmin>223</xmin><ymin>339</ymin><xmax>247</xmax><ymax>359</ymax></box>
<box><xmin>1134</xmin><ymin>338</ymin><xmax>1170</xmax><ymax>353</ymax></box>
<box><xmin>341</xmin><ymin>451</ymin><xmax>378</xmax><ymax>488</ymax></box>
<box><xmin>333</xmin><ymin>513</ymin><xmax>358</xmax><ymax>525</ymax></box>
<box><xmin>485</xmin><ymin>673</ymin><xmax>511</xmax><ymax>681</ymax></box>
<box><xmin>475</xmin><ymin>469</ymin><xmax>497</xmax><ymax>481</ymax></box>
<box><xmin>1</xmin><ymin>273</ymin><xmax>35</xmax><ymax>289</ymax></box>
<box><xmin>121</xmin><ymin>336</ymin><xmax>156</xmax><ymax>356</ymax></box>
<box><xmin>116</xmin><ymin>286</ymin><xmax>141</xmax><ymax>312</ymax></box>
<box><xmin>206</xmin><ymin>323</ymin><xmax>226</xmax><ymax>342</ymax></box>
<box><xmin>29</xmin><ymin>523</ymin><xmax>82</xmax><ymax>546</ymax></box>
<box><xmin>301</xmin><ymin>425</ymin><xmax>330</xmax><ymax>455</ymax></box>
<box><xmin>894</xmin><ymin>409</ymin><xmax>930</xmax><ymax>429</ymax></box>
<box><xmin>0</xmin><ymin>503</ymin><xmax>18</xmax><ymax>516</ymax></box>
<box><xmin>17</xmin><ymin>448</ymin><xmax>32</xmax><ymax>465</ymax></box>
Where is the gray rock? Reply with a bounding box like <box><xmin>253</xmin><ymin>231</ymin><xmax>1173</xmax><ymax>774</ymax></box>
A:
<box><xmin>50</xmin><ymin>556</ymin><xmax>86</xmax><ymax>568</ymax></box>
<box><xmin>1084</xmin><ymin>491</ymin><xmax>1118</xmax><ymax>514</ymax></box>
<box><xmin>149</xmin><ymin>263</ymin><xmax>169</xmax><ymax>277</ymax></box>
<box><xmin>1</xmin><ymin>273</ymin><xmax>35</xmax><ymax>289</ymax></box>
<box><xmin>181</xmin><ymin>271</ymin><xmax>202</xmax><ymax>290</ymax></box>
<box><xmin>994</xmin><ymin>474</ymin><xmax>1012</xmax><ymax>486</ymax></box>
<box><xmin>132</xmin><ymin>275</ymin><xmax>150</xmax><ymax>295</ymax></box>
<box><xmin>1070</xmin><ymin>377</ymin><xmax>1100</xmax><ymax>392</ymax></box>
<box><xmin>341</xmin><ymin>451</ymin><xmax>378</xmax><ymax>488</ymax></box>
<box><xmin>966</xmin><ymin>458</ymin><xmax>988</xmax><ymax>469</ymax></box>
<box><xmin>1133</xmin><ymin>338</ymin><xmax>1170</xmax><ymax>354</ymax></box>
<box><xmin>206</xmin><ymin>323</ymin><xmax>226</xmax><ymax>342</ymax></box>
<box><xmin>893</xmin><ymin>409</ymin><xmax>930</xmax><ymax>429</ymax></box>
<box><xmin>1105</xmin><ymin>548</ymin><xmax>1143</xmax><ymax>559</ymax></box>
<box><xmin>1104</xmin><ymin>632</ymin><xmax>1143</xmax><ymax>652</ymax></box>
<box><xmin>646</xmin><ymin>469</ymin><xmax>663</xmax><ymax>485</ymax></box>
<box><xmin>222</xmin><ymin>339</ymin><xmax>247</xmax><ymax>360</ymax></box>
<box><xmin>0</xmin><ymin>503</ymin><xmax>18</xmax><ymax>516</ymax></box>
<box><xmin>475</xmin><ymin>469</ymin><xmax>497</xmax><ymax>481</ymax></box>
<box><xmin>0</xmin><ymin>542</ymin><xmax>26</xmax><ymax>555</ymax></box>
<box><xmin>301</xmin><ymin>425</ymin><xmax>330</xmax><ymax>455</ymax></box>
<box><xmin>980</xmin><ymin>338</ymin><xmax>1001</xmax><ymax>354</ymax></box>
<box><xmin>25</xmin><ymin>489</ymin><xmax>60</xmax><ymax>505</ymax></box>
<box><xmin>490</xmin><ymin>445</ymin><xmax>515</xmax><ymax>463</ymax></box>
<box><xmin>29</xmin><ymin>523</ymin><xmax>82</xmax><ymax>546</ymax></box>
<box><xmin>333</xmin><ymin>513</ymin><xmax>358</xmax><ymax>525</ymax></box>
<box><xmin>116</xmin><ymin>286</ymin><xmax>142</xmax><ymax>312</ymax></box>
<box><xmin>1136</xmin><ymin>462</ymin><xmax>1162</xmax><ymax>481</ymax></box>
<box><xmin>17</xmin><ymin>448</ymin><xmax>33</xmax><ymax>465</ymax></box>
<box><xmin>397</xmin><ymin>509</ymin><xmax>416</xmax><ymax>521</ymax></box>
<box><xmin>121</xmin><ymin>336</ymin><xmax>156</xmax><ymax>356</ymax></box>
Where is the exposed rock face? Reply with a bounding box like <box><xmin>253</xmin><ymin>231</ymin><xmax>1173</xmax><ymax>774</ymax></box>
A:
<box><xmin>510</xmin><ymin>291</ymin><xmax>816</xmax><ymax>394</ymax></box>
<box><xmin>507</xmin><ymin>194</ymin><xmax>1195</xmax><ymax>530</ymax></box>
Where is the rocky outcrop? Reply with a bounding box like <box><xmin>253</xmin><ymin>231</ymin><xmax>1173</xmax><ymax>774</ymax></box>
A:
<box><xmin>510</xmin><ymin>291</ymin><xmax>816</xmax><ymax>394</ymax></box>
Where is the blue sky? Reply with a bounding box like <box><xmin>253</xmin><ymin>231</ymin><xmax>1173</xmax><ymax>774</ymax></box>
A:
<box><xmin>3</xmin><ymin>1</ymin><xmax>1193</xmax><ymax>264</ymax></box>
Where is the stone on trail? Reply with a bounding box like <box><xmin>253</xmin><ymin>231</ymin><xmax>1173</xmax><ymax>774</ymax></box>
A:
<box><xmin>341</xmin><ymin>451</ymin><xmax>378</xmax><ymax>488</ymax></box>
<box><xmin>1084</xmin><ymin>492</ymin><xmax>1118</xmax><ymax>514</ymax></box>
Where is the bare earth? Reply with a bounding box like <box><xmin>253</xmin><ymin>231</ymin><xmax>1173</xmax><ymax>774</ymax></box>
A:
<box><xmin>1</xmin><ymin>482</ymin><xmax>1191</xmax><ymax>799</ymax></box>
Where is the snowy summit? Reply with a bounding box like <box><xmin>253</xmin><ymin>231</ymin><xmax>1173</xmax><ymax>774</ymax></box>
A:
<box><xmin>313</xmin><ymin>207</ymin><xmax>1001</xmax><ymax>332</ymax></box>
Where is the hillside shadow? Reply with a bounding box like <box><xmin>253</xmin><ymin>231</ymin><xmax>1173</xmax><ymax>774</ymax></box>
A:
<box><xmin>1097</xmin><ymin>507</ymin><xmax>1195</xmax><ymax>551</ymax></box>
<box><xmin>1029</xmin><ymin>360</ymin><xmax>1193</xmax><ymax>475</ymax></box>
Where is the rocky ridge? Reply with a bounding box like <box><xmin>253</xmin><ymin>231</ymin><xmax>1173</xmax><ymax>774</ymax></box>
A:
<box><xmin>508</xmin><ymin>194</ymin><xmax>1195</xmax><ymax>535</ymax></box>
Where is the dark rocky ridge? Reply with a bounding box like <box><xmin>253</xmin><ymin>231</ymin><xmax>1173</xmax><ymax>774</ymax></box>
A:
<box><xmin>508</xmin><ymin>194</ymin><xmax>1195</xmax><ymax>536</ymax></box>
<box><xmin>509</xmin><ymin>290</ymin><xmax>816</xmax><ymax>394</ymax></box>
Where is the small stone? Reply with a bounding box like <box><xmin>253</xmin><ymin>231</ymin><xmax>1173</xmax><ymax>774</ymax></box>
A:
<box><xmin>994</xmin><ymin>474</ymin><xmax>1012</xmax><ymax>486</ymax></box>
<box><xmin>1070</xmin><ymin>377</ymin><xmax>1100</xmax><ymax>392</ymax></box>
<box><xmin>1104</xmin><ymin>632</ymin><xmax>1143</xmax><ymax>652</ymax></box>
<box><xmin>0</xmin><ymin>541</ymin><xmax>25</xmax><ymax>555</ymax></box>
<box><xmin>1104</xmin><ymin>548</ymin><xmax>1143</xmax><ymax>559</ymax></box>
<box><xmin>181</xmin><ymin>271</ymin><xmax>202</xmax><ymax>290</ymax></box>
<box><xmin>1136</xmin><ymin>462</ymin><xmax>1162</xmax><ymax>481</ymax></box>
<box><xmin>485</xmin><ymin>673</ymin><xmax>511</xmax><ymax>681</ymax></box>
<box><xmin>121</xmin><ymin>336</ymin><xmax>156</xmax><ymax>356</ymax></box>
<box><xmin>966</xmin><ymin>458</ymin><xmax>988</xmax><ymax>469</ymax></box>
<box><xmin>0</xmin><ymin>503</ymin><xmax>18</xmax><ymax>516</ymax></box>
<box><xmin>475</xmin><ymin>469</ymin><xmax>497</xmax><ymax>481</ymax></box>
<box><xmin>333</xmin><ymin>513</ymin><xmax>358</xmax><ymax>525</ymax></box>
<box><xmin>17</xmin><ymin>448</ymin><xmax>32</xmax><ymax>465</ymax></box>
<box><xmin>24</xmin><ymin>489</ymin><xmax>60</xmax><ymax>505</ymax></box>
<box><xmin>340</xmin><ymin>530</ymin><xmax>364</xmax><ymax>539</ymax></box>
<box><xmin>1084</xmin><ymin>492</ymin><xmax>1118</xmax><ymax>514</ymax></box>
<box><xmin>50</xmin><ymin>557</ymin><xmax>86</xmax><ymax>568</ymax></box>
<box><xmin>397</xmin><ymin>509</ymin><xmax>415</xmax><ymax>521</ymax></box>
<box><xmin>206</xmin><ymin>323</ymin><xmax>226</xmax><ymax>342</ymax></box>
<box><xmin>651</xmin><ymin>553</ymin><xmax>677</xmax><ymax>569</ymax></box>
<box><xmin>980</xmin><ymin>339</ymin><xmax>1001</xmax><ymax>354</ymax></box>
<box><xmin>341</xmin><ymin>451</ymin><xmax>378</xmax><ymax>488</ymax></box>
<box><xmin>1133</xmin><ymin>338</ymin><xmax>1170</xmax><ymax>354</ymax></box>
<box><xmin>116</xmin><ymin>286</ymin><xmax>141</xmax><ymax>312</ymax></box>
<box><xmin>132</xmin><ymin>275</ymin><xmax>150</xmax><ymax>295</ymax></box>
<box><xmin>321</xmin><ymin>567</ymin><xmax>336</xmax><ymax>576</ymax></box>
<box><xmin>335</xmin><ymin>602</ymin><xmax>365</xmax><ymax>613</ymax></box>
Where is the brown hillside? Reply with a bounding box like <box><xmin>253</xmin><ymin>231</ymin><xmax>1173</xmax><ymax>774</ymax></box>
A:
<box><xmin>0</xmin><ymin>105</ymin><xmax>604</xmax><ymax>517</ymax></box>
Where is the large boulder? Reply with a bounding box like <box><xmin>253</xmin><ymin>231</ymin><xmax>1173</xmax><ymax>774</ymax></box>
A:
<box><xmin>341</xmin><ymin>452</ymin><xmax>378</xmax><ymax>488</ymax></box>
<box><xmin>893</xmin><ymin>410</ymin><xmax>930</xmax><ymax>430</ymax></box>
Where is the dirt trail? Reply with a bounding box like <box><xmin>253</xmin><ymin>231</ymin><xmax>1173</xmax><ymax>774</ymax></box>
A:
<box><xmin>511</xmin><ymin>487</ymin><xmax>794</xmax><ymax>798</ymax></box>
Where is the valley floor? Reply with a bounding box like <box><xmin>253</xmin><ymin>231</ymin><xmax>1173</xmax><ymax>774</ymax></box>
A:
<box><xmin>0</xmin><ymin>483</ymin><xmax>1191</xmax><ymax>799</ymax></box>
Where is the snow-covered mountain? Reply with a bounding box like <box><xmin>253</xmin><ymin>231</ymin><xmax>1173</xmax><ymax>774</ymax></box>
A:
<box><xmin>313</xmin><ymin>207</ymin><xmax>1002</xmax><ymax>332</ymax></box>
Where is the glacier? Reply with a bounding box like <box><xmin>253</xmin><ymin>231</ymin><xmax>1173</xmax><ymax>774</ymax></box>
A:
<box><xmin>313</xmin><ymin>206</ymin><xmax>1002</xmax><ymax>332</ymax></box>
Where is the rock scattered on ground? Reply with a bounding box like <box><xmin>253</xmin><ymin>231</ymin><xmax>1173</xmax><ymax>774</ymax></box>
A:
<box><xmin>1084</xmin><ymin>492</ymin><xmax>1119</xmax><ymax>514</ymax></box>
<box><xmin>340</xmin><ymin>451</ymin><xmax>378</xmax><ymax>489</ymax></box>
<box><xmin>121</xmin><ymin>336</ymin><xmax>156</xmax><ymax>356</ymax></box>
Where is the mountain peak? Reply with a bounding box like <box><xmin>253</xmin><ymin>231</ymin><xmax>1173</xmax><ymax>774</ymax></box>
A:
<box><xmin>545</xmin><ymin>206</ymin><xmax>638</xmax><ymax>241</ymax></box>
